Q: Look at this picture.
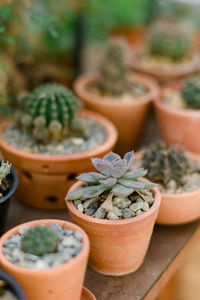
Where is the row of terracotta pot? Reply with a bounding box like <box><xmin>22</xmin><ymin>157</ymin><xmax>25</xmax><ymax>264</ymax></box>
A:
<box><xmin>1</xmin><ymin>75</ymin><xmax>200</xmax><ymax>213</ymax></box>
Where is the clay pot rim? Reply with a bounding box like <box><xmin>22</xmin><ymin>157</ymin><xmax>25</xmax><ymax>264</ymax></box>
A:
<box><xmin>135</xmin><ymin>150</ymin><xmax>200</xmax><ymax>198</ymax></box>
<box><xmin>0</xmin><ymin>110</ymin><xmax>118</xmax><ymax>162</ymax></box>
<box><xmin>66</xmin><ymin>180</ymin><xmax>161</xmax><ymax>226</ymax></box>
<box><xmin>0</xmin><ymin>219</ymin><xmax>90</xmax><ymax>275</ymax></box>
<box><xmin>82</xmin><ymin>286</ymin><xmax>97</xmax><ymax>300</ymax></box>
<box><xmin>132</xmin><ymin>50</ymin><xmax>200</xmax><ymax>78</ymax></box>
<box><xmin>74</xmin><ymin>73</ymin><xmax>159</xmax><ymax>107</ymax></box>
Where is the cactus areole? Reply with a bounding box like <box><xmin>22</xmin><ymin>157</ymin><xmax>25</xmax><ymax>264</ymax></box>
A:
<box><xmin>67</xmin><ymin>151</ymin><xmax>156</xmax><ymax>212</ymax></box>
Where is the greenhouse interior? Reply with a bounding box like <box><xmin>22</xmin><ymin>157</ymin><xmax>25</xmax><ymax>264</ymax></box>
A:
<box><xmin>0</xmin><ymin>0</ymin><xmax>200</xmax><ymax>299</ymax></box>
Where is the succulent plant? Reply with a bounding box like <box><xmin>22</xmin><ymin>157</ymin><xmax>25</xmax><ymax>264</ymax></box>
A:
<box><xmin>21</xmin><ymin>225</ymin><xmax>58</xmax><ymax>256</ymax></box>
<box><xmin>67</xmin><ymin>151</ymin><xmax>155</xmax><ymax>211</ymax></box>
<box><xmin>17</xmin><ymin>83</ymin><xmax>82</xmax><ymax>142</ymax></box>
<box><xmin>149</xmin><ymin>29</ymin><xmax>192</xmax><ymax>61</ymax></box>
<box><xmin>181</xmin><ymin>74</ymin><xmax>200</xmax><ymax>109</ymax></box>
<box><xmin>0</xmin><ymin>161</ymin><xmax>11</xmax><ymax>199</ymax></box>
<box><xmin>97</xmin><ymin>42</ymin><xmax>131</xmax><ymax>96</ymax></box>
<box><xmin>142</xmin><ymin>143</ymin><xmax>190</xmax><ymax>187</ymax></box>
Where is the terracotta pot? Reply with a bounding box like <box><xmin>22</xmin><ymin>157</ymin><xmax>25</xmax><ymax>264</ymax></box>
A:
<box><xmin>135</xmin><ymin>151</ymin><xmax>200</xmax><ymax>225</ymax></box>
<box><xmin>0</xmin><ymin>110</ymin><xmax>117</xmax><ymax>210</ymax></box>
<box><xmin>66</xmin><ymin>181</ymin><xmax>161</xmax><ymax>276</ymax></box>
<box><xmin>74</xmin><ymin>73</ymin><xmax>158</xmax><ymax>155</ymax></box>
<box><xmin>0</xmin><ymin>219</ymin><xmax>90</xmax><ymax>300</ymax></box>
<box><xmin>154</xmin><ymin>82</ymin><xmax>200</xmax><ymax>154</ymax></box>
<box><xmin>132</xmin><ymin>50</ymin><xmax>200</xmax><ymax>84</ymax></box>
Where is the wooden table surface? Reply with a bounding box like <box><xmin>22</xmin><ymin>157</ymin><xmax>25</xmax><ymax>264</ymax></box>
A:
<box><xmin>5</xmin><ymin>198</ymin><xmax>200</xmax><ymax>300</ymax></box>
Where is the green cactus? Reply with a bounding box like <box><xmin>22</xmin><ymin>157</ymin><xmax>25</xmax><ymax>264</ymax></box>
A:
<box><xmin>98</xmin><ymin>42</ymin><xmax>131</xmax><ymax>96</ymax></box>
<box><xmin>18</xmin><ymin>83</ymin><xmax>82</xmax><ymax>141</ymax></box>
<box><xmin>150</xmin><ymin>30</ymin><xmax>192</xmax><ymax>61</ymax></box>
<box><xmin>181</xmin><ymin>74</ymin><xmax>200</xmax><ymax>109</ymax></box>
<box><xmin>0</xmin><ymin>161</ymin><xmax>11</xmax><ymax>199</ymax></box>
<box><xmin>21</xmin><ymin>225</ymin><xmax>58</xmax><ymax>256</ymax></box>
<box><xmin>142</xmin><ymin>143</ymin><xmax>190</xmax><ymax>187</ymax></box>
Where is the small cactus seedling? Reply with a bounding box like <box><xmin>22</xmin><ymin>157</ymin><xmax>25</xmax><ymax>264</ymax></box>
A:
<box><xmin>149</xmin><ymin>29</ymin><xmax>192</xmax><ymax>61</ymax></box>
<box><xmin>67</xmin><ymin>151</ymin><xmax>155</xmax><ymax>212</ymax></box>
<box><xmin>142</xmin><ymin>143</ymin><xmax>190</xmax><ymax>187</ymax></box>
<box><xmin>21</xmin><ymin>225</ymin><xmax>58</xmax><ymax>256</ymax></box>
<box><xmin>0</xmin><ymin>161</ymin><xmax>11</xmax><ymax>199</ymax></box>
<box><xmin>97</xmin><ymin>42</ymin><xmax>131</xmax><ymax>96</ymax></box>
<box><xmin>17</xmin><ymin>83</ymin><xmax>82</xmax><ymax>142</ymax></box>
<box><xmin>181</xmin><ymin>74</ymin><xmax>200</xmax><ymax>109</ymax></box>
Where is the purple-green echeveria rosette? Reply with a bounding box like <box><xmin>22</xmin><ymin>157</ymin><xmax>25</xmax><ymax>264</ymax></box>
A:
<box><xmin>67</xmin><ymin>151</ymin><xmax>156</xmax><ymax>211</ymax></box>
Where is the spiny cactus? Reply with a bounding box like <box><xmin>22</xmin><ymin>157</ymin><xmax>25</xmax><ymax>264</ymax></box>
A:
<box><xmin>150</xmin><ymin>30</ymin><xmax>192</xmax><ymax>61</ymax></box>
<box><xmin>181</xmin><ymin>74</ymin><xmax>200</xmax><ymax>109</ymax></box>
<box><xmin>21</xmin><ymin>225</ymin><xmax>58</xmax><ymax>256</ymax></box>
<box><xmin>97</xmin><ymin>42</ymin><xmax>131</xmax><ymax>96</ymax></box>
<box><xmin>17</xmin><ymin>83</ymin><xmax>82</xmax><ymax>142</ymax></box>
<box><xmin>142</xmin><ymin>143</ymin><xmax>190</xmax><ymax>187</ymax></box>
<box><xmin>0</xmin><ymin>161</ymin><xmax>11</xmax><ymax>199</ymax></box>
<box><xmin>67</xmin><ymin>151</ymin><xmax>155</xmax><ymax>211</ymax></box>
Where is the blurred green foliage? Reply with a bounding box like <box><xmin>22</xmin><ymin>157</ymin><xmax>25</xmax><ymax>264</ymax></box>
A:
<box><xmin>84</xmin><ymin>0</ymin><xmax>155</xmax><ymax>41</ymax></box>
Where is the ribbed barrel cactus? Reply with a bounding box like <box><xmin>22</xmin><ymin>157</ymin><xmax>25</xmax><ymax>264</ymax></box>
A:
<box><xmin>98</xmin><ymin>42</ymin><xmax>131</xmax><ymax>96</ymax></box>
<box><xmin>21</xmin><ymin>225</ymin><xmax>58</xmax><ymax>256</ymax></box>
<box><xmin>18</xmin><ymin>83</ymin><xmax>82</xmax><ymax>141</ymax></box>
<box><xmin>0</xmin><ymin>161</ymin><xmax>11</xmax><ymax>199</ymax></box>
<box><xmin>142</xmin><ymin>143</ymin><xmax>190</xmax><ymax>187</ymax></box>
<box><xmin>150</xmin><ymin>30</ymin><xmax>192</xmax><ymax>61</ymax></box>
<box><xmin>67</xmin><ymin>151</ymin><xmax>155</xmax><ymax>211</ymax></box>
<box><xmin>181</xmin><ymin>74</ymin><xmax>200</xmax><ymax>109</ymax></box>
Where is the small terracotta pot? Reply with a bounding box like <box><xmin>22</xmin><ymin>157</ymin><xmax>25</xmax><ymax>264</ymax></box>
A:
<box><xmin>154</xmin><ymin>82</ymin><xmax>200</xmax><ymax>154</ymax></box>
<box><xmin>132</xmin><ymin>51</ymin><xmax>200</xmax><ymax>84</ymax></box>
<box><xmin>0</xmin><ymin>110</ymin><xmax>117</xmax><ymax>210</ymax></box>
<box><xmin>0</xmin><ymin>219</ymin><xmax>90</xmax><ymax>300</ymax></box>
<box><xmin>66</xmin><ymin>182</ymin><xmax>161</xmax><ymax>276</ymax></box>
<box><xmin>74</xmin><ymin>73</ymin><xmax>158</xmax><ymax>155</ymax></box>
<box><xmin>135</xmin><ymin>151</ymin><xmax>200</xmax><ymax>225</ymax></box>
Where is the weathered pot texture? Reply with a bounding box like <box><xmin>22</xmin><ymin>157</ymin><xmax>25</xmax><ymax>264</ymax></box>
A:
<box><xmin>0</xmin><ymin>110</ymin><xmax>117</xmax><ymax>210</ymax></box>
<box><xmin>132</xmin><ymin>50</ymin><xmax>200</xmax><ymax>84</ymax></box>
<box><xmin>74</xmin><ymin>73</ymin><xmax>158</xmax><ymax>155</ymax></box>
<box><xmin>66</xmin><ymin>181</ymin><xmax>161</xmax><ymax>276</ymax></box>
<box><xmin>0</xmin><ymin>269</ymin><xmax>26</xmax><ymax>300</ymax></box>
<box><xmin>0</xmin><ymin>162</ymin><xmax>18</xmax><ymax>236</ymax></box>
<box><xmin>154</xmin><ymin>82</ymin><xmax>200</xmax><ymax>154</ymax></box>
<box><xmin>135</xmin><ymin>151</ymin><xmax>200</xmax><ymax>225</ymax></box>
<box><xmin>0</xmin><ymin>219</ymin><xmax>90</xmax><ymax>300</ymax></box>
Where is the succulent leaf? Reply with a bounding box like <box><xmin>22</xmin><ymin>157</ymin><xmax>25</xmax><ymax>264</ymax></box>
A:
<box><xmin>76</xmin><ymin>173</ymin><xmax>98</xmax><ymax>184</ymax></box>
<box><xmin>99</xmin><ymin>177</ymin><xmax>117</xmax><ymax>187</ymax></box>
<box><xmin>123</xmin><ymin>151</ymin><xmax>134</xmax><ymax>170</ymax></box>
<box><xmin>112</xmin><ymin>184</ymin><xmax>133</xmax><ymax>198</ymax></box>
<box><xmin>103</xmin><ymin>152</ymin><xmax>121</xmax><ymax>164</ymax></box>
<box><xmin>123</xmin><ymin>168</ymin><xmax>148</xmax><ymax>179</ymax></box>
<box><xmin>91</xmin><ymin>158</ymin><xmax>111</xmax><ymax>176</ymax></box>
<box><xmin>82</xmin><ymin>185</ymin><xmax>108</xmax><ymax>198</ymax></box>
<box><xmin>88</xmin><ymin>172</ymin><xmax>107</xmax><ymax>180</ymax></box>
